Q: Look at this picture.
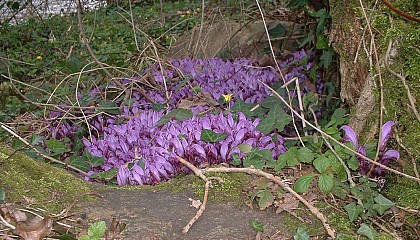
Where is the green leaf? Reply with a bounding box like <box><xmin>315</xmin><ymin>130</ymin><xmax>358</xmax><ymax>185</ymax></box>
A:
<box><xmin>45</xmin><ymin>138</ymin><xmax>70</xmax><ymax>154</ymax></box>
<box><xmin>243</xmin><ymin>148</ymin><xmax>272</xmax><ymax>169</ymax></box>
<box><xmin>318</xmin><ymin>173</ymin><xmax>334</xmax><ymax>193</ymax></box>
<box><xmin>373</xmin><ymin>194</ymin><xmax>394</xmax><ymax>215</ymax></box>
<box><xmin>274</xmin><ymin>154</ymin><xmax>287</xmax><ymax>171</ymax></box>
<box><xmin>320</xmin><ymin>49</ymin><xmax>333</xmax><ymax>69</ymax></box>
<box><xmin>257</xmin><ymin>190</ymin><xmax>274</xmax><ymax>210</ymax></box>
<box><xmin>294</xmin><ymin>226</ymin><xmax>310</xmax><ymax>240</ymax></box>
<box><xmin>83</xmin><ymin>150</ymin><xmax>104</xmax><ymax>168</ymax></box>
<box><xmin>297</xmin><ymin>147</ymin><xmax>315</xmax><ymax>163</ymax></box>
<box><xmin>344</xmin><ymin>203</ymin><xmax>364</xmax><ymax>222</ymax></box>
<box><xmin>90</xmin><ymin>168</ymin><xmax>118</xmax><ymax>181</ymax></box>
<box><xmin>232</xmin><ymin>98</ymin><xmax>261</xmax><ymax>118</ymax></box>
<box><xmin>347</xmin><ymin>156</ymin><xmax>359</xmax><ymax>171</ymax></box>
<box><xmin>0</xmin><ymin>188</ymin><xmax>5</xmax><ymax>203</ymax></box>
<box><xmin>316</xmin><ymin>34</ymin><xmax>328</xmax><ymax>50</ymax></box>
<box><xmin>268</xmin><ymin>23</ymin><xmax>287</xmax><ymax>38</ymax></box>
<box><xmin>200</xmin><ymin>129</ymin><xmax>228</xmax><ymax>143</ymax></box>
<box><xmin>69</xmin><ymin>156</ymin><xmax>90</xmax><ymax>172</ymax></box>
<box><xmin>293</xmin><ymin>174</ymin><xmax>318</xmax><ymax>193</ymax></box>
<box><xmin>231</xmin><ymin>153</ymin><xmax>241</xmax><ymax>166</ymax></box>
<box><xmin>249</xmin><ymin>220</ymin><xmax>264</xmax><ymax>232</ymax></box>
<box><xmin>357</xmin><ymin>223</ymin><xmax>378</xmax><ymax>240</ymax></box>
<box><xmin>97</xmin><ymin>101</ymin><xmax>120</xmax><ymax>115</ymax></box>
<box><xmin>313</xmin><ymin>155</ymin><xmax>331</xmax><ymax>173</ymax></box>
<box><xmin>237</xmin><ymin>144</ymin><xmax>253</xmax><ymax>154</ymax></box>
<box><xmin>31</xmin><ymin>134</ymin><xmax>43</xmax><ymax>145</ymax></box>
<box><xmin>87</xmin><ymin>221</ymin><xmax>106</xmax><ymax>238</ymax></box>
<box><xmin>256</xmin><ymin>110</ymin><xmax>276</xmax><ymax>134</ymax></box>
<box><xmin>276</xmin><ymin>147</ymin><xmax>299</xmax><ymax>168</ymax></box>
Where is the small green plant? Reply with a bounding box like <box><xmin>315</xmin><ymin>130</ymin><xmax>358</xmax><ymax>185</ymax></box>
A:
<box><xmin>0</xmin><ymin>188</ymin><xmax>5</xmax><ymax>204</ymax></box>
<box><xmin>79</xmin><ymin>221</ymin><xmax>107</xmax><ymax>240</ymax></box>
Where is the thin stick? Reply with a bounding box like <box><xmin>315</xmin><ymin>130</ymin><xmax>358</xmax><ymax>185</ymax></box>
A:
<box><xmin>203</xmin><ymin>167</ymin><xmax>336</xmax><ymax>238</ymax></box>
<box><xmin>0</xmin><ymin>123</ymin><xmax>90</xmax><ymax>177</ymax></box>
<box><xmin>182</xmin><ymin>181</ymin><xmax>210</xmax><ymax>234</ymax></box>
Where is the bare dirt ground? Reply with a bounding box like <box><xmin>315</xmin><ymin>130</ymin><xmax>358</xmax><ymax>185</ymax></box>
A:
<box><xmin>81</xmin><ymin>188</ymin><xmax>301</xmax><ymax>240</ymax></box>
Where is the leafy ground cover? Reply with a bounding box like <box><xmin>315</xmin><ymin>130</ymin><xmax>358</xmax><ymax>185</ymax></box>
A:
<box><xmin>0</xmin><ymin>0</ymin><xmax>419</xmax><ymax>239</ymax></box>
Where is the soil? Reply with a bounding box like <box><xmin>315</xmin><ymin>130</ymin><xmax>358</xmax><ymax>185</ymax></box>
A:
<box><xmin>81</xmin><ymin>188</ymin><xmax>303</xmax><ymax>240</ymax></box>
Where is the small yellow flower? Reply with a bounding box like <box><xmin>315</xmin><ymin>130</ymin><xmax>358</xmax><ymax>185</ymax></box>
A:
<box><xmin>222</xmin><ymin>93</ymin><xmax>233</xmax><ymax>103</ymax></box>
<box><xmin>177</xmin><ymin>10</ymin><xmax>183</xmax><ymax>15</ymax></box>
<box><xmin>186</xmin><ymin>10</ymin><xmax>191</xmax><ymax>14</ymax></box>
<box><xmin>36</xmin><ymin>55</ymin><xmax>43</xmax><ymax>60</ymax></box>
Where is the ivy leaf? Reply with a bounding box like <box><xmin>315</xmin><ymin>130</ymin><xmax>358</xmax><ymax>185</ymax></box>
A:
<box><xmin>268</xmin><ymin>23</ymin><xmax>287</xmax><ymax>38</ymax></box>
<box><xmin>344</xmin><ymin>203</ymin><xmax>364</xmax><ymax>222</ymax></box>
<box><xmin>294</xmin><ymin>174</ymin><xmax>318</xmax><ymax>193</ymax></box>
<box><xmin>357</xmin><ymin>223</ymin><xmax>378</xmax><ymax>240</ymax></box>
<box><xmin>256</xmin><ymin>108</ymin><xmax>276</xmax><ymax>134</ymax></box>
<box><xmin>318</xmin><ymin>173</ymin><xmax>334</xmax><ymax>193</ymax></box>
<box><xmin>83</xmin><ymin>150</ymin><xmax>104</xmax><ymax>168</ymax></box>
<box><xmin>87</xmin><ymin>221</ymin><xmax>107</xmax><ymax>238</ymax></box>
<box><xmin>90</xmin><ymin>168</ymin><xmax>118</xmax><ymax>181</ymax></box>
<box><xmin>373</xmin><ymin>194</ymin><xmax>394</xmax><ymax>215</ymax></box>
<box><xmin>257</xmin><ymin>190</ymin><xmax>274</xmax><ymax>210</ymax></box>
<box><xmin>249</xmin><ymin>220</ymin><xmax>264</xmax><ymax>232</ymax></box>
<box><xmin>69</xmin><ymin>156</ymin><xmax>90</xmax><ymax>172</ymax></box>
<box><xmin>294</xmin><ymin>226</ymin><xmax>310</xmax><ymax>240</ymax></box>
<box><xmin>313</xmin><ymin>155</ymin><xmax>331</xmax><ymax>173</ymax></box>
<box><xmin>200</xmin><ymin>129</ymin><xmax>228</xmax><ymax>143</ymax></box>
<box><xmin>243</xmin><ymin>148</ymin><xmax>272</xmax><ymax>169</ymax></box>
<box><xmin>276</xmin><ymin>147</ymin><xmax>299</xmax><ymax>169</ymax></box>
<box><xmin>237</xmin><ymin>144</ymin><xmax>253</xmax><ymax>154</ymax></box>
<box><xmin>45</xmin><ymin>138</ymin><xmax>70</xmax><ymax>155</ymax></box>
<box><xmin>297</xmin><ymin>147</ymin><xmax>315</xmax><ymax>163</ymax></box>
<box><xmin>232</xmin><ymin>98</ymin><xmax>260</xmax><ymax>118</ymax></box>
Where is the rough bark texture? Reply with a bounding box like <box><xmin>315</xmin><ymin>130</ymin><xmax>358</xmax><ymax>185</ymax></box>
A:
<box><xmin>329</xmin><ymin>0</ymin><xmax>376</xmax><ymax>136</ymax></box>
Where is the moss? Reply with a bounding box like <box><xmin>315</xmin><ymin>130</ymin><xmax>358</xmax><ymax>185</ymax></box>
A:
<box><xmin>0</xmin><ymin>145</ymin><xmax>93</xmax><ymax>212</ymax></box>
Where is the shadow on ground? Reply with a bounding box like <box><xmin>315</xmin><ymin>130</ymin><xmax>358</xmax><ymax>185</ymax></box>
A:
<box><xmin>81</xmin><ymin>188</ymin><xmax>298</xmax><ymax>240</ymax></box>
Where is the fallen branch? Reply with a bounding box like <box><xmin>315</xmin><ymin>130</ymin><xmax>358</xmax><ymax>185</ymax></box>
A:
<box><xmin>203</xmin><ymin>167</ymin><xmax>336</xmax><ymax>239</ymax></box>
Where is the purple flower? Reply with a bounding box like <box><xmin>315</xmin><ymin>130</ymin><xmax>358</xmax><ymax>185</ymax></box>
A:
<box><xmin>340</xmin><ymin>121</ymin><xmax>400</xmax><ymax>177</ymax></box>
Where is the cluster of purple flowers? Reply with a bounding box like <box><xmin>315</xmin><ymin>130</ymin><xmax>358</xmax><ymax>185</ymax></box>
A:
<box><xmin>341</xmin><ymin>121</ymin><xmax>400</xmax><ymax>177</ymax></box>
<box><xmin>48</xmin><ymin>51</ymin><xmax>323</xmax><ymax>185</ymax></box>
<box><xmin>83</xmin><ymin>110</ymin><xmax>287</xmax><ymax>185</ymax></box>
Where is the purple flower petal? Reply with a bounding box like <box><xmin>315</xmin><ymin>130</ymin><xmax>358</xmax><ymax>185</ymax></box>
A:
<box><xmin>380</xmin><ymin>121</ymin><xmax>395</xmax><ymax>151</ymax></box>
<box><xmin>382</xmin><ymin>149</ymin><xmax>400</xmax><ymax>161</ymax></box>
<box><xmin>117</xmin><ymin>165</ymin><xmax>130</xmax><ymax>186</ymax></box>
<box><xmin>340</xmin><ymin>125</ymin><xmax>358</xmax><ymax>148</ymax></box>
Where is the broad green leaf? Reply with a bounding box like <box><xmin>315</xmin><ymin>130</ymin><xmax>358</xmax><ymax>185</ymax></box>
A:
<box><xmin>294</xmin><ymin>226</ymin><xmax>310</xmax><ymax>240</ymax></box>
<box><xmin>45</xmin><ymin>138</ymin><xmax>70</xmax><ymax>154</ymax></box>
<box><xmin>256</xmin><ymin>109</ymin><xmax>276</xmax><ymax>134</ymax></box>
<box><xmin>268</xmin><ymin>23</ymin><xmax>287</xmax><ymax>38</ymax></box>
<box><xmin>274</xmin><ymin>155</ymin><xmax>287</xmax><ymax>171</ymax></box>
<box><xmin>344</xmin><ymin>203</ymin><xmax>364</xmax><ymax>222</ymax></box>
<box><xmin>87</xmin><ymin>221</ymin><xmax>106</xmax><ymax>238</ymax></box>
<box><xmin>373</xmin><ymin>194</ymin><xmax>394</xmax><ymax>215</ymax></box>
<box><xmin>293</xmin><ymin>174</ymin><xmax>318</xmax><ymax>193</ymax></box>
<box><xmin>232</xmin><ymin>98</ymin><xmax>261</xmax><ymax>117</ymax></box>
<box><xmin>277</xmin><ymin>147</ymin><xmax>299</xmax><ymax>168</ymax></box>
<box><xmin>273</xmin><ymin>109</ymin><xmax>293</xmax><ymax>132</ymax></box>
<box><xmin>347</xmin><ymin>156</ymin><xmax>359</xmax><ymax>171</ymax></box>
<box><xmin>83</xmin><ymin>150</ymin><xmax>104</xmax><ymax>168</ymax></box>
<box><xmin>318</xmin><ymin>173</ymin><xmax>334</xmax><ymax>193</ymax></box>
<box><xmin>90</xmin><ymin>168</ymin><xmax>118</xmax><ymax>181</ymax></box>
<box><xmin>249</xmin><ymin>220</ymin><xmax>264</xmax><ymax>232</ymax></box>
<box><xmin>357</xmin><ymin>223</ymin><xmax>378</xmax><ymax>240</ymax></box>
<box><xmin>257</xmin><ymin>190</ymin><xmax>274</xmax><ymax>210</ymax></box>
<box><xmin>313</xmin><ymin>155</ymin><xmax>330</xmax><ymax>173</ymax></box>
<box><xmin>69</xmin><ymin>156</ymin><xmax>90</xmax><ymax>172</ymax></box>
<box><xmin>237</xmin><ymin>144</ymin><xmax>252</xmax><ymax>154</ymax></box>
<box><xmin>297</xmin><ymin>147</ymin><xmax>315</xmax><ymax>163</ymax></box>
<box><xmin>31</xmin><ymin>134</ymin><xmax>43</xmax><ymax>145</ymax></box>
<box><xmin>260</xmin><ymin>96</ymin><xmax>282</xmax><ymax>109</ymax></box>
<box><xmin>200</xmin><ymin>129</ymin><xmax>227</xmax><ymax>143</ymax></box>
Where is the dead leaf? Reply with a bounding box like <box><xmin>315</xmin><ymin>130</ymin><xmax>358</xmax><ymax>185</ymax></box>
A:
<box><xmin>275</xmin><ymin>193</ymin><xmax>299</xmax><ymax>214</ymax></box>
<box><xmin>15</xmin><ymin>216</ymin><xmax>53</xmax><ymax>240</ymax></box>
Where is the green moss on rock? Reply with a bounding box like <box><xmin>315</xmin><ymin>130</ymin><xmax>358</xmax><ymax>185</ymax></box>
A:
<box><xmin>0</xmin><ymin>145</ymin><xmax>92</xmax><ymax>212</ymax></box>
